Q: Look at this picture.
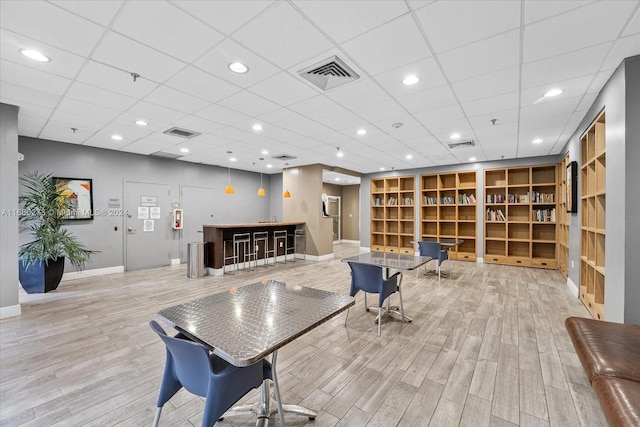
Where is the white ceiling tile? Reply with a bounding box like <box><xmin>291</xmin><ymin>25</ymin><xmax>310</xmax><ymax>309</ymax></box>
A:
<box><xmin>600</xmin><ymin>33</ymin><xmax>640</xmax><ymax>71</ymax></box>
<box><xmin>586</xmin><ymin>70</ymin><xmax>616</xmax><ymax>94</ymax></box>
<box><xmin>414</xmin><ymin>104</ymin><xmax>465</xmax><ymax>126</ymax></box>
<box><xmin>519</xmin><ymin>109</ymin><xmax>574</xmax><ymax>130</ymax></box>
<box><xmin>92</xmin><ymin>31</ymin><xmax>186</xmax><ymax>83</ymax></box>
<box><xmin>292</xmin><ymin>0</ymin><xmax>409</xmax><ymax>43</ymax></box>
<box><xmin>195</xmin><ymin>103</ymin><xmax>250</xmax><ymax>126</ymax></box>
<box><xmin>194</xmin><ymin>38</ymin><xmax>281</xmax><ymax>88</ymax></box>
<box><xmin>462</xmin><ymin>92</ymin><xmax>519</xmax><ymax>118</ymax></box>
<box><xmin>0</xmin><ymin>0</ymin><xmax>105</xmax><ymax>56</ymax></box>
<box><xmin>50</xmin><ymin>0</ymin><xmax>124</xmax><ymax>27</ymax></box>
<box><xmin>18</xmin><ymin>112</ymin><xmax>51</xmax><ymax>137</ymax></box>
<box><xmin>1</xmin><ymin>59</ymin><xmax>71</xmax><ymax>95</ymax></box>
<box><xmin>171</xmin><ymin>0</ymin><xmax>275</xmax><ymax>35</ymax></box>
<box><xmin>325</xmin><ymin>78</ymin><xmax>391</xmax><ymax>110</ymax></box>
<box><xmin>397</xmin><ymin>84</ymin><xmax>458</xmax><ymax>114</ymax></box>
<box><xmin>342</xmin><ymin>14</ymin><xmax>430</xmax><ymax>76</ymax></box>
<box><xmin>83</xmin><ymin>129</ymin><xmax>134</xmax><ymax>149</ymax></box>
<box><xmin>165</xmin><ymin>66</ymin><xmax>241</xmax><ymax>103</ymax></box>
<box><xmin>289</xmin><ymin>95</ymin><xmax>343</xmax><ymax>119</ymax></box>
<box><xmin>264</xmin><ymin>127</ymin><xmax>302</xmax><ymax>143</ymax></box>
<box><xmin>66</xmin><ymin>81</ymin><xmax>138</xmax><ymax>111</ymax></box>
<box><xmin>522</xmin><ymin>42</ymin><xmax>613</xmax><ymax>90</ymax></box>
<box><xmin>438</xmin><ymin>30</ymin><xmax>520</xmax><ymax>83</ymax></box>
<box><xmin>314</xmin><ymin>109</ymin><xmax>365</xmax><ymax>132</ymax></box>
<box><xmin>144</xmin><ymin>86</ymin><xmax>210</xmax><ymax>115</ymax></box>
<box><xmin>524</xmin><ymin>1</ymin><xmax>595</xmax><ymax>25</ymax></box>
<box><xmin>576</xmin><ymin>92</ymin><xmax>599</xmax><ymax>113</ymax></box>
<box><xmin>233</xmin><ymin>2</ymin><xmax>333</xmax><ymax>69</ymax></box>
<box><xmin>523</xmin><ymin>1</ymin><xmax>637</xmax><ymax>63</ymax></box>
<box><xmin>39</xmin><ymin>121</ymin><xmax>93</xmax><ymax>144</ymax></box>
<box><xmin>468</xmin><ymin>108</ymin><xmax>519</xmax><ymax>129</ymax></box>
<box><xmin>171</xmin><ymin>116</ymin><xmax>226</xmax><ymax>134</ymax></box>
<box><xmin>520</xmin><ymin>74</ymin><xmax>593</xmax><ymax>105</ymax></box>
<box><xmin>451</xmin><ymin>66</ymin><xmax>520</xmax><ymax>102</ymax></box>
<box><xmin>218</xmin><ymin>91</ymin><xmax>280</xmax><ymax>117</ymax></box>
<box><xmin>432</xmin><ymin>127</ymin><xmax>475</xmax><ymax>143</ymax></box>
<box><xmin>372</xmin><ymin>56</ymin><xmax>448</xmax><ymax>97</ymax></box>
<box><xmin>622</xmin><ymin>7</ymin><xmax>640</xmax><ymax>37</ymax></box>
<box><xmin>119</xmin><ymin>137</ymin><xmax>174</xmax><ymax>155</ymax></box>
<box><xmin>0</xmin><ymin>29</ymin><xmax>86</xmax><ymax>80</ymax></box>
<box><xmin>113</xmin><ymin>112</ymin><xmax>170</xmax><ymax>132</ymax></box>
<box><xmin>55</xmin><ymin>98</ymin><xmax>121</xmax><ymax>124</ymax></box>
<box><xmin>47</xmin><ymin>109</ymin><xmax>109</xmax><ymax>133</ymax></box>
<box><xmin>113</xmin><ymin>1</ymin><xmax>223</xmax><ymax>63</ymax></box>
<box><xmin>417</xmin><ymin>0</ymin><xmax>520</xmax><ymax>53</ymax></box>
<box><xmin>75</xmin><ymin>60</ymin><xmax>158</xmax><ymax>98</ymax></box>
<box><xmin>127</xmin><ymin>100</ymin><xmax>188</xmax><ymax>124</ymax></box>
<box><xmin>258</xmin><ymin>108</ymin><xmax>309</xmax><ymax>128</ymax></box>
<box><xmin>483</xmin><ymin>145</ymin><xmax>517</xmax><ymax>160</ymax></box>
<box><xmin>211</xmin><ymin>126</ymin><xmax>254</xmax><ymax>142</ymax></box>
<box><xmin>423</xmin><ymin>118</ymin><xmax>471</xmax><ymax>137</ymax></box>
<box><xmin>0</xmin><ymin>81</ymin><xmax>61</xmax><ymax>110</ymax></box>
<box><xmin>286</xmin><ymin>119</ymin><xmax>333</xmax><ymax>137</ymax></box>
<box><xmin>248</xmin><ymin>72</ymin><xmax>318</xmax><ymax>107</ymax></box>
<box><xmin>352</xmin><ymin>98</ymin><xmax>407</xmax><ymax>123</ymax></box>
<box><xmin>375</xmin><ymin>115</ymin><xmax>427</xmax><ymax>140</ymax></box>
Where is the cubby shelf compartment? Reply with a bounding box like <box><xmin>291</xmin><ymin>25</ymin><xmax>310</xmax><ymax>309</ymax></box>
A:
<box><xmin>484</xmin><ymin>165</ymin><xmax>558</xmax><ymax>269</ymax></box>
<box><xmin>580</xmin><ymin>110</ymin><xmax>606</xmax><ymax>320</ymax></box>
<box><xmin>420</xmin><ymin>171</ymin><xmax>478</xmax><ymax>261</ymax></box>
<box><xmin>371</xmin><ymin>176</ymin><xmax>416</xmax><ymax>254</ymax></box>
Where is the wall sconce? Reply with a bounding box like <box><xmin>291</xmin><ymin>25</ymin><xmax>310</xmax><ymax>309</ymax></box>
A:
<box><xmin>283</xmin><ymin>163</ymin><xmax>291</xmax><ymax>198</ymax></box>
<box><xmin>257</xmin><ymin>158</ymin><xmax>266</xmax><ymax>197</ymax></box>
<box><xmin>225</xmin><ymin>151</ymin><xmax>234</xmax><ymax>194</ymax></box>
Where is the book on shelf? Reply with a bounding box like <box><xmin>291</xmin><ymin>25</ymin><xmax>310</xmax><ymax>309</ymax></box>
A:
<box><xmin>531</xmin><ymin>191</ymin><xmax>555</xmax><ymax>203</ymax></box>
<box><xmin>487</xmin><ymin>208</ymin><xmax>505</xmax><ymax>221</ymax></box>
<box><xmin>508</xmin><ymin>192</ymin><xmax>529</xmax><ymax>203</ymax></box>
<box><xmin>422</xmin><ymin>195</ymin><xmax>437</xmax><ymax>205</ymax></box>
<box><xmin>486</xmin><ymin>194</ymin><xmax>505</xmax><ymax>203</ymax></box>
<box><xmin>458</xmin><ymin>193</ymin><xmax>477</xmax><ymax>205</ymax></box>
<box><xmin>387</xmin><ymin>196</ymin><xmax>397</xmax><ymax>205</ymax></box>
<box><xmin>440</xmin><ymin>196</ymin><xmax>456</xmax><ymax>204</ymax></box>
<box><xmin>532</xmin><ymin>208</ymin><xmax>556</xmax><ymax>222</ymax></box>
<box><xmin>373</xmin><ymin>197</ymin><xmax>383</xmax><ymax>206</ymax></box>
<box><xmin>403</xmin><ymin>197</ymin><xmax>413</xmax><ymax>205</ymax></box>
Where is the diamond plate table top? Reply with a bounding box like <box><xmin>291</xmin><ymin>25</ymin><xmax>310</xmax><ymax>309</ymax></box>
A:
<box><xmin>341</xmin><ymin>252</ymin><xmax>432</xmax><ymax>270</ymax></box>
<box><xmin>158</xmin><ymin>280</ymin><xmax>354</xmax><ymax>367</ymax></box>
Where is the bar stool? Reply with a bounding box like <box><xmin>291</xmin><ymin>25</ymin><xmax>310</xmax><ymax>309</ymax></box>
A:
<box><xmin>287</xmin><ymin>228</ymin><xmax>306</xmax><ymax>261</ymax></box>
<box><xmin>223</xmin><ymin>233</ymin><xmax>256</xmax><ymax>273</ymax></box>
<box><xmin>253</xmin><ymin>231</ymin><xmax>270</xmax><ymax>268</ymax></box>
<box><xmin>272</xmin><ymin>230</ymin><xmax>288</xmax><ymax>264</ymax></box>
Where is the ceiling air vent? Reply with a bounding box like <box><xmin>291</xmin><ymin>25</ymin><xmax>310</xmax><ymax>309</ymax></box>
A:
<box><xmin>448</xmin><ymin>140</ymin><xmax>475</xmax><ymax>149</ymax></box>
<box><xmin>298</xmin><ymin>55</ymin><xmax>360</xmax><ymax>91</ymax></box>
<box><xmin>163</xmin><ymin>127</ymin><xmax>201</xmax><ymax>139</ymax></box>
<box><xmin>151</xmin><ymin>151</ymin><xmax>183</xmax><ymax>159</ymax></box>
<box><xmin>272</xmin><ymin>154</ymin><xmax>297</xmax><ymax>161</ymax></box>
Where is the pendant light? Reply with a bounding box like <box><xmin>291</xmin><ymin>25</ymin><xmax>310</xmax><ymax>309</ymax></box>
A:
<box><xmin>257</xmin><ymin>158</ymin><xmax>266</xmax><ymax>197</ymax></box>
<box><xmin>225</xmin><ymin>151</ymin><xmax>234</xmax><ymax>194</ymax></box>
<box><xmin>283</xmin><ymin>163</ymin><xmax>291</xmax><ymax>199</ymax></box>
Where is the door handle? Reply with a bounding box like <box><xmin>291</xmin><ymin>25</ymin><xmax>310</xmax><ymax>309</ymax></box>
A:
<box><xmin>128</xmin><ymin>227</ymin><xmax>136</xmax><ymax>234</ymax></box>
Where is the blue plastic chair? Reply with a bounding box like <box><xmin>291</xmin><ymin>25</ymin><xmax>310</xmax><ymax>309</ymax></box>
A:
<box><xmin>149</xmin><ymin>320</ymin><xmax>281</xmax><ymax>427</ymax></box>
<box><xmin>417</xmin><ymin>240</ymin><xmax>449</xmax><ymax>281</ymax></box>
<box><xmin>344</xmin><ymin>262</ymin><xmax>404</xmax><ymax>336</ymax></box>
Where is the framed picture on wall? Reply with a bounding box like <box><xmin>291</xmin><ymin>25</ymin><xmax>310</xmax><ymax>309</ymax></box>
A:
<box><xmin>53</xmin><ymin>177</ymin><xmax>94</xmax><ymax>220</ymax></box>
<box><xmin>566</xmin><ymin>161</ymin><xmax>577</xmax><ymax>213</ymax></box>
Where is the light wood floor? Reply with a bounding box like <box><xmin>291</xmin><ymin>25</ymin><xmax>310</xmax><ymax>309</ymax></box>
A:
<box><xmin>0</xmin><ymin>243</ymin><xmax>605</xmax><ymax>427</ymax></box>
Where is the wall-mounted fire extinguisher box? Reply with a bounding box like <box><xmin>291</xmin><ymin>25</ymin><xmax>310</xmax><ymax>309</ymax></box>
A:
<box><xmin>172</xmin><ymin>208</ymin><xmax>183</xmax><ymax>229</ymax></box>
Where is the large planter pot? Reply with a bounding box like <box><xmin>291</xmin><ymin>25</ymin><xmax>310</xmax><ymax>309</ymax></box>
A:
<box><xmin>18</xmin><ymin>257</ymin><xmax>65</xmax><ymax>293</ymax></box>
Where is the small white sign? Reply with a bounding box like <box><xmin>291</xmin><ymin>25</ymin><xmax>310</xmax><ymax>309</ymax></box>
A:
<box><xmin>108</xmin><ymin>197</ymin><xmax>121</xmax><ymax>209</ymax></box>
<box><xmin>138</xmin><ymin>206</ymin><xmax>149</xmax><ymax>219</ymax></box>
<box><xmin>141</xmin><ymin>196</ymin><xmax>158</xmax><ymax>207</ymax></box>
<box><xmin>143</xmin><ymin>219</ymin><xmax>154</xmax><ymax>232</ymax></box>
<box><xmin>150</xmin><ymin>207</ymin><xmax>161</xmax><ymax>219</ymax></box>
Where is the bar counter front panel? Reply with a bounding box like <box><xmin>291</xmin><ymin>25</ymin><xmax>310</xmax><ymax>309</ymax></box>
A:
<box><xmin>203</xmin><ymin>222</ymin><xmax>305</xmax><ymax>269</ymax></box>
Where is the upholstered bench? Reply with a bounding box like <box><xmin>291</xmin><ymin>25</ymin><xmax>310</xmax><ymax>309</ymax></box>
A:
<box><xmin>565</xmin><ymin>317</ymin><xmax>640</xmax><ymax>426</ymax></box>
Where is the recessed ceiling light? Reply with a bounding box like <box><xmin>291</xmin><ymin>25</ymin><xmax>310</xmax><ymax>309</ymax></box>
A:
<box><xmin>335</xmin><ymin>177</ymin><xmax>340</xmax><ymax>181</ymax></box>
<box><xmin>261</xmin><ymin>149</ymin><xmax>268</xmax><ymax>155</ymax></box>
<box><xmin>450</xmin><ymin>133</ymin><xmax>461</xmax><ymax>140</ymax></box>
<box><xmin>405</xmin><ymin>154</ymin><xmax>413</xmax><ymax>160</ymax></box>
<box><xmin>19</xmin><ymin>49</ymin><xmax>50</xmax><ymax>62</ymax></box>
<box><xmin>337</xmin><ymin>151</ymin><xmax>344</xmax><ymax>158</ymax></box>
<box><xmin>228</xmin><ymin>62</ymin><xmax>248</xmax><ymax>74</ymax></box>
<box><xmin>252</xmin><ymin>124</ymin><xmax>263</xmax><ymax>131</ymax></box>
<box><xmin>402</xmin><ymin>75</ymin><xmax>420</xmax><ymax>86</ymax></box>
<box><xmin>469</xmin><ymin>157</ymin><xmax>477</xmax><ymax>162</ymax></box>
<box><xmin>266</xmin><ymin>164</ymin><xmax>273</xmax><ymax>168</ymax></box>
<box><xmin>111</xmin><ymin>134</ymin><xmax>123</xmax><ymax>141</ymax></box>
<box><xmin>357</xmin><ymin>129</ymin><xmax>367</xmax><ymax>135</ymax></box>
<box><xmin>230</xmin><ymin>157</ymin><xmax>237</xmax><ymax>162</ymax></box>
<box><xmin>544</xmin><ymin>88</ymin><xmax>563</xmax><ymax>98</ymax></box>
<box><xmin>180</xmin><ymin>148</ymin><xmax>189</xmax><ymax>153</ymax></box>
<box><xmin>380</xmin><ymin>167</ymin><xmax>386</xmax><ymax>171</ymax></box>
<box><xmin>134</xmin><ymin>120</ymin><xmax>148</xmax><ymax>126</ymax></box>
<box><xmin>532</xmin><ymin>138</ymin><xmax>543</xmax><ymax>144</ymax></box>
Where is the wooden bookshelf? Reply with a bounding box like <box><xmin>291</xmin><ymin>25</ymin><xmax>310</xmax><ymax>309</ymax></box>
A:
<box><xmin>420</xmin><ymin>171</ymin><xmax>477</xmax><ymax>261</ymax></box>
<box><xmin>484</xmin><ymin>165</ymin><xmax>558</xmax><ymax>268</ymax></box>
<box><xmin>371</xmin><ymin>176</ymin><xmax>415</xmax><ymax>254</ymax></box>
<box><xmin>558</xmin><ymin>154</ymin><xmax>570</xmax><ymax>278</ymax></box>
<box><xmin>580</xmin><ymin>110</ymin><xmax>606</xmax><ymax>320</ymax></box>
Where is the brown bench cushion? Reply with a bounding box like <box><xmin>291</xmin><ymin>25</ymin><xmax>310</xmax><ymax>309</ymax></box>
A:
<box><xmin>565</xmin><ymin>317</ymin><xmax>640</xmax><ymax>383</ymax></box>
<box><xmin>592</xmin><ymin>376</ymin><xmax>640</xmax><ymax>427</ymax></box>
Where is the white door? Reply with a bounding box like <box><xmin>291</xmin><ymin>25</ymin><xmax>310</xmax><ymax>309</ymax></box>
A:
<box><xmin>180</xmin><ymin>185</ymin><xmax>216</xmax><ymax>263</ymax></box>
<box><xmin>124</xmin><ymin>181</ymin><xmax>172</xmax><ymax>271</ymax></box>
<box><xmin>328</xmin><ymin>196</ymin><xmax>341</xmax><ymax>243</ymax></box>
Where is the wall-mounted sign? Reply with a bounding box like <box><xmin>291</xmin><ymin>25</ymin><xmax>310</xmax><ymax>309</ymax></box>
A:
<box><xmin>140</xmin><ymin>196</ymin><xmax>158</xmax><ymax>207</ymax></box>
<box><xmin>143</xmin><ymin>219</ymin><xmax>154</xmax><ymax>232</ymax></box>
<box><xmin>150</xmin><ymin>207</ymin><xmax>161</xmax><ymax>219</ymax></box>
<box><xmin>138</xmin><ymin>206</ymin><xmax>149</xmax><ymax>220</ymax></box>
<box><xmin>108</xmin><ymin>197</ymin><xmax>121</xmax><ymax>209</ymax></box>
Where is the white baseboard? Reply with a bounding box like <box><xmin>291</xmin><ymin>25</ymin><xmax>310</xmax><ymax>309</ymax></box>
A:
<box><xmin>0</xmin><ymin>304</ymin><xmax>21</xmax><ymax>319</ymax></box>
<box><xmin>477</xmin><ymin>257</ymin><xmax>484</xmax><ymax>264</ymax></box>
<box><xmin>359</xmin><ymin>246</ymin><xmax>371</xmax><ymax>253</ymax></box>
<box><xmin>171</xmin><ymin>258</ymin><xmax>181</xmax><ymax>265</ymax></box>
<box><xmin>339</xmin><ymin>240</ymin><xmax>360</xmax><ymax>244</ymax></box>
<box><xmin>304</xmin><ymin>253</ymin><xmax>334</xmax><ymax>262</ymax></box>
<box><xmin>62</xmin><ymin>265</ymin><xmax>125</xmax><ymax>281</ymax></box>
<box><xmin>567</xmin><ymin>277</ymin><xmax>579</xmax><ymax>298</ymax></box>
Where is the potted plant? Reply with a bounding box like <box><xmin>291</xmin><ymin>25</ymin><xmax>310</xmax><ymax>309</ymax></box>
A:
<box><xmin>18</xmin><ymin>171</ymin><xmax>95</xmax><ymax>293</ymax></box>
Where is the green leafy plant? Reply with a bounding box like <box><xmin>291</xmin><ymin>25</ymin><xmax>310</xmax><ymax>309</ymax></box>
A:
<box><xmin>18</xmin><ymin>171</ymin><xmax>95</xmax><ymax>271</ymax></box>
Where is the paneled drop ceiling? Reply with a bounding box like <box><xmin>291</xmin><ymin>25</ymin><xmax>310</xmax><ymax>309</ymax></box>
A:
<box><xmin>1</xmin><ymin>0</ymin><xmax>639</xmax><ymax>176</ymax></box>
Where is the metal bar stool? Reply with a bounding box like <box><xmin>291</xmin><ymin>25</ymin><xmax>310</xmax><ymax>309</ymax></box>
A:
<box><xmin>223</xmin><ymin>233</ymin><xmax>256</xmax><ymax>273</ymax></box>
<box><xmin>253</xmin><ymin>231</ymin><xmax>270</xmax><ymax>268</ymax></box>
<box><xmin>287</xmin><ymin>229</ymin><xmax>306</xmax><ymax>261</ymax></box>
<box><xmin>272</xmin><ymin>230</ymin><xmax>288</xmax><ymax>264</ymax></box>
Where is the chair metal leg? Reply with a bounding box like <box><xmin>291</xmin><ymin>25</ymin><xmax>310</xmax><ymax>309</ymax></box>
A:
<box><xmin>271</xmin><ymin>352</ymin><xmax>285</xmax><ymax>427</ymax></box>
<box><xmin>364</xmin><ymin>293</ymin><xmax>369</xmax><ymax>311</ymax></box>
<box><xmin>152</xmin><ymin>407</ymin><xmax>162</xmax><ymax>427</ymax></box>
<box><xmin>377</xmin><ymin>307</ymin><xmax>382</xmax><ymax>336</ymax></box>
<box><xmin>344</xmin><ymin>308</ymin><xmax>349</xmax><ymax>326</ymax></box>
<box><xmin>398</xmin><ymin>285</ymin><xmax>405</xmax><ymax>325</ymax></box>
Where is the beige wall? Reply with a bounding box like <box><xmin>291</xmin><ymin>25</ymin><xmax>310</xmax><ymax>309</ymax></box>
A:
<box><xmin>321</xmin><ymin>183</ymin><xmax>360</xmax><ymax>242</ymax></box>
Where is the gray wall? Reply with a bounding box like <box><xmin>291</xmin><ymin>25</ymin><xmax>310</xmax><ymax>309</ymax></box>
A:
<box><xmin>18</xmin><ymin>137</ymin><xmax>274</xmax><ymax>271</ymax></box>
<box><xmin>0</xmin><ymin>104</ymin><xmax>19</xmax><ymax>312</ymax></box>
<box><xmin>624</xmin><ymin>56</ymin><xmax>640</xmax><ymax>325</ymax></box>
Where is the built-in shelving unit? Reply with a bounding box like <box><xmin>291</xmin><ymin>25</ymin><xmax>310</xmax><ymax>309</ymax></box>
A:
<box><xmin>420</xmin><ymin>171</ymin><xmax>477</xmax><ymax>261</ymax></box>
<box><xmin>580</xmin><ymin>110</ymin><xmax>606</xmax><ymax>320</ymax></box>
<box><xmin>558</xmin><ymin>154</ymin><xmax>570</xmax><ymax>278</ymax></box>
<box><xmin>371</xmin><ymin>176</ymin><xmax>415</xmax><ymax>254</ymax></box>
<box><xmin>484</xmin><ymin>165</ymin><xmax>558</xmax><ymax>268</ymax></box>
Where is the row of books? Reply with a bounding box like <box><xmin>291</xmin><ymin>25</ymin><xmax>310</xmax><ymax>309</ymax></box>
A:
<box><xmin>487</xmin><ymin>194</ymin><xmax>506</xmax><ymax>203</ymax></box>
<box><xmin>459</xmin><ymin>193</ymin><xmax>477</xmax><ymax>205</ymax></box>
<box><xmin>533</xmin><ymin>208</ymin><xmax>556</xmax><ymax>222</ymax></box>
<box><xmin>372</xmin><ymin>197</ymin><xmax>414</xmax><ymax>206</ymax></box>
<box><xmin>487</xmin><ymin>208</ymin><xmax>506</xmax><ymax>221</ymax></box>
<box><xmin>531</xmin><ymin>191</ymin><xmax>555</xmax><ymax>203</ymax></box>
<box><xmin>422</xmin><ymin>196</ymin><xmax>437</xmax><ymax>205</ymax></box>
<box><xmin>508</xmin><ymin>193</ymin><xmax>529</xmax><ymax>203</ymax></box>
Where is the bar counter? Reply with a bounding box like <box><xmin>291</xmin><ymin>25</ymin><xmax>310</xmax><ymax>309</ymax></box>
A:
<box><xmin>203</xmin><ymin>222</ymin><xmax>305</xmax><ymax>272</ymax></box>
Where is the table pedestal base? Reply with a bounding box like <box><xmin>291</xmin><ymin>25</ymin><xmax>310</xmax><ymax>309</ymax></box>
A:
<box><xmin>369</xmin><ymin>305</ymin><xmax>413</xmax><ymax>323</ymax></box>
